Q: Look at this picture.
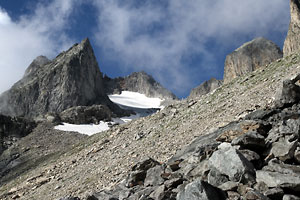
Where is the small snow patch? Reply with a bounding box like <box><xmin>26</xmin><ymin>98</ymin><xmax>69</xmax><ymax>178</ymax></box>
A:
<box><xmin>109</xmin><ymin>91</ymin><xmax>163</xmax><ymax>109</ymax></box>
<box><xmin>54</xmin><ymin>122</ymin><xmax>110</xmax><ymax>136</ymax></box>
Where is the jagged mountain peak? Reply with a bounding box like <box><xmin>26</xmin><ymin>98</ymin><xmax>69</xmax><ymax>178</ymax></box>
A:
<box><xmin>188</xmin><ymin>78</ymin><xmax>223</xmax><ymax>99</ymax></box>
<box><xmin>0</xmin><ymin>38</ymin><xmax>114</xmax><ymax>119</ymax></box>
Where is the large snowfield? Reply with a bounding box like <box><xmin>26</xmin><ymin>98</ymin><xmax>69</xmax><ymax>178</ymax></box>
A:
<box><xmin>54</xmin><ymin>91</ymin><xmax>163</xmax><ymax>135</ymax></box>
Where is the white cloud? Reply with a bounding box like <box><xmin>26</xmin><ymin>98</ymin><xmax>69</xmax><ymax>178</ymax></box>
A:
<box><xmin>92</xmin><ymin>0</ymin><xmax>290</xmax><ymax>95</ymax></box>
<box><xmin>0</xmin><ymin>8</ymin><xmax>11</xmax><ymax>25</ymax></box>
<box><xmin>0</xmin><ymin>0</ymin><xmax>81</xmax><ymax>94</ymax></box>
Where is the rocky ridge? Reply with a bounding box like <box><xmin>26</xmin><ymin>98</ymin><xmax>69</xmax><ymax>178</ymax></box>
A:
<box><xmin>284</xmin><ymin>0</ymin><xmax>300</xmax><ymax>56</ymax></box>
<box><xmin>1</xmin><ymin>48</ymin><xmax>300</xmax><ymax>199</ymax></box>
<box><xmin>224</xmin><ymin>37</ymin><xmax>283</xmax><ymax>84</ymax></box>
<box><xmin>0</xmin><ymin>38</ymin><xmax>122</xmax><ymax>120</ymax></box>
<box><xmin>188</xmin><ymin>78</ymin><xmax>223</xmax><ymax>100</ymax></box>
<box><xmin>103</xmin><ymin>71</ymin><xmax>177</xmax><ymax>101</ymax></box>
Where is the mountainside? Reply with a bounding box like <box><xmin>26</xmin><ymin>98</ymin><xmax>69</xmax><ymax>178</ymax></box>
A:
<box><xmin>1</xmin><ymin>2</ymin><xmax>300</xmax><ymax>199</ymax></box>
<box><xmin>104</xmin><ymin>71</ymin><xmax>177</xmax><ymax>100</ymax></box>
<box><xmin>284</xmin><ymin>0</ymin><xmax>300</xmax><ymax>56</ymax></box>
<box><xmin>224</xmin><ymin>37</ymin><xmax>283</xmax><ymax>84</ymax></box>
<box><xmin>1</xmin><ymin>48</ymin><xmax>300</xmax><ymax>199</ymax></box>
<box><xmin>0</xmin><ymin>38</ymin><xmax>119</xmax><ymax>119</ymax></box>
<box><xmin>188</xmin><ymin>78</ymin><xmax>223</xmax><ymax>99</ymax></box>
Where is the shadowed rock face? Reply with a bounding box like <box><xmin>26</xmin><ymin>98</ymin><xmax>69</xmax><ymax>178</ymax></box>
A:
<box><xmin>284</xmin><ymin>0</ymin><xmax>300</xmax><ymax>56</ymax></box>
<box><xmin>224</xmin><ymin>37</ymin><xmax>283</xmax><ymax>84</ymax></box>
<box><xmin>104</xmin><ymin>71</ymin><xmax>177</xmax><ymax>100</ymax></box>
<box><xmin>0</xmin><ymin>38</ymin><xmax>114</xmax><ymax>119</ymax></box>
<box><xmin>188</xmin><ymin>78</ymin><xmax>223</xmax><ymax>99</ymax></box>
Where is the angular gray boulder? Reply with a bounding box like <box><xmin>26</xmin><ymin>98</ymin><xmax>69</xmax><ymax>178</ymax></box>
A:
<box><xmin>188</xmin><ymin>78</ymin><xmax>223</xmax><ymax>99</ymax></box>
<box><xmin>256</xmin><ymin>160</ymin><xmax>300</xmax><ymax>192</ymax></box>
<box><xmin>176</xmin><ymin>179</ymin><xmax>226</xmax><ymax>200</ymax></box>
<box><xmin>0</xmin><ymin>38</ymin><xmax>118</xmax><ymax>119</ymax></box>
<box><xmin>283</xmin><ymin>0</ymin><xmax>300</xmax><ymax>56</ymax></box>
<box><xmin>223</xmin><ymin>37</ymin><xmax>283</xmax><ymax>84</ymax></box>
<box><xmin>208</xmin><ymin>146</ymin><xmax>255</xmax><ymax>183</ymax></box>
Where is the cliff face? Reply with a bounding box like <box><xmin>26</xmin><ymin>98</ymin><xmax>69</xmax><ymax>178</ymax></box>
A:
<box><xmin>224</xmin><ymin>37</ymin><xmax>283</xmax><ymax>84</ymax></box>
<box><xmin>0</xmin><ymin>38</ymin><xmax>113</xmax><ymax>119</ymax></box>
<box><xmin>283</xmin><ymin>0</ymin><xmax>300</xmax><ymax>56</ymax></box>
<box><xmin>104</xmin><ymin>71</ymin><xmax>177</xmax><ymax>100</ymax></box>
<box><xmin>188</xmin><ymin>78</ymin><xmax>223</xmax><ymax>99</ymax></box>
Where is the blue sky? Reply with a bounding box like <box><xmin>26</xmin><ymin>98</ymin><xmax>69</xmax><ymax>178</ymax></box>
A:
<box><xmin>0</xmin><ymin>0</ymin><xmax>290</xmax><ymax>98</ymax></box>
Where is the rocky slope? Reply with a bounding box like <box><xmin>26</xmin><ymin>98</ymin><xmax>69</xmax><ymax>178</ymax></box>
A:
<box><xmin>89</xmin><ymin>83</ymin><xmax>300</xmax><ymax>199</ymax></box>
<box><xmin>1</xmin><ymin>47</ymin><xmax>300</xmax><ymax>199</ymax></box>
<box><xmin>284</xmin><ymin>0</ymin><xmax>300</xmax><ymax>56</ymax></box>
<box><xmin>0</xmin><ymin>115</ymin><xmax>36</xmax><ymax>155</ymax></box>
<box><xmin>0</xmin><ymin>38</ymin><xmax>121</xmax><ymax>119</ymax></box>
<box><xmin>224</xmin><ymin>37</ymin><xmax>283</xmax><ymax>84</ymax></box>
<box><xmin>104</xmin><ymin>71</ymin><xmax>177</xmax><ymax>100</ymax></box>
<box><xmin>188</xmin><ymin>78</ymin><xmax>223</xmax><ymax>100</ymax></box>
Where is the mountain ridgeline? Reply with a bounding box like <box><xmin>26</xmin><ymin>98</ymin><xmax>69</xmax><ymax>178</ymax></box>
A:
<box><xmin>0</xmin><ymin>39</ymin><xmax>176</xmax><ymax>121</ymax></box>
<box><xmin>188</xmin><ymin>37</ymin><xmax>283</xmax><ymax>99</ymax></box>
<box><xmin>103</xmin><ymin>71</ymin><xmax>177</xmax><ymax>100</ymax></box>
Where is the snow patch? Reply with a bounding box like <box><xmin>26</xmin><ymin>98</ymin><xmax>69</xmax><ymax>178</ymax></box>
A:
<box><xmin>54</xmin><ymin>122</ymin><xmax>110</xmax><ymax>136</ymax></box>
<box><xmin>54</xmin><ymin>91</ymin><xmax>163</xmax><ymax>135</ymax></box>
<box><xmin>108</xmin><ymin>91</ymin><xmax>163</xmax><ymax>109</ymax></box>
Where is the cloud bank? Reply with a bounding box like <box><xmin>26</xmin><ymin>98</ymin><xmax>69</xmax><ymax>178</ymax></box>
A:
<box><xmin>92</xmin><ymin>0</ymin><xmax>290</xmax><ymax>95</ymax></box>
<box><xmin>0</xmin><ymin>0</ymin><xmax>81</xmax><ymax>94</ymax></box>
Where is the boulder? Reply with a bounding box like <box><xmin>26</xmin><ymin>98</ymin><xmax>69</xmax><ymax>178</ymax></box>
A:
<box><xmin>270</xmin><ymin>136</ymin><xmax>298</xmax><ymax>161</ymax></box>
<box><xmin>275</xmin><ymin>78</ymin><xmax>300</xmax><ymax>108</ymax></box>
<box><xmin>188</xmin><ymin>78</ymin><xmax>223</xmax><ymax>99</ymax></box>
<box><xmin>176</xmin><ymin>179</ymin><xmax>226</xmax><ymax>200</ymax></box>
<box><xmin>144</xmin><ymin>165</ymin><xmax>165</xmax><ymax>187</ymax></box>
<box><xmin>59</xmin><ymin>105</ymin><xmax>113</xmax><ymax>124</ymax></box>
<box><xmin>283</xmin><ymin>0</ymin><xmax>300</xmax><ymax>56</ymax></box>
<box><xmin>231</xmin><ymin>131</ymin><xmax>265</xmax><ymax>151</ymax></box>
<box><xmin>208</xmin><ymin>147</ymin><xmax>255</xmax><ymax>183</ymax></box>
<box><xmin>256</xmin><ymin>160</ymin><xmax>300</xmax><ymax>192</ymax></box>
<box><xmin>125</xmin><ymin>158</ymin><xmax>160</xmax><ymax>188</ymax></box>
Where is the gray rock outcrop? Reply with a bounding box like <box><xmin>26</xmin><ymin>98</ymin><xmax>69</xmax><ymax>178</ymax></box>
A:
<box><xmin>0</xmin><ymin>115</ymin><xmax>36</xmax><ymax>155</ymax></box>
<box><xmin>103</xmin><ymin>71</ymin><xmax>177</xmax><ymax>100</ymax></box>
<box><xmin>188</xmin><ymin>78</ymin><xmax>223</xmax><ymax>99</ymax></box>
<box><xmin>284</xmin><ymin>0</ymin><xmax>300</xmax><ymax>56</ymax></box>
<box><xmin>223</xmin><ymin>37</ymin><xmax>283</xmax><ymax>84</ymax></box>
<box><xmin>0</xmin><ymin>38</ymin><xmax>121</xmax><ymax>119</ymax></box>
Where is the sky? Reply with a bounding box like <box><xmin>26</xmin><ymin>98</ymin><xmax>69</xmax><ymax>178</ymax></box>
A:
<box><xmin>0</xmin><ymin>0</ymin><xmax>291</xmax><ymax>98</ymax></box>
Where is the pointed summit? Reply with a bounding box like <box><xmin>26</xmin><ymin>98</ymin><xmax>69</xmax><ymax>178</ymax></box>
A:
<box><xmin>283</xmin><ymin>0</ymin><xmax>300</xmax><ymax>56</ymax></box>
<box><xmin>0</xmin><ymin>38</ymin><xmax>112</xmax><ymax>119</ymax></box>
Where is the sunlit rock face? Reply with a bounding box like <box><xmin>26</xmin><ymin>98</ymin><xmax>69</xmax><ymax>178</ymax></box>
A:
<box><xmin>0</xmin><ymin>38</ymin><xmax>113</xmax><ymax>119</ymax></box>
<box><xmin>284</xmin><ymin>0</ymin><xmax>300</xmax><ymax>56</ymax></box>
<box><xmin>224</xmin><ymin>37</ymin><xmax>283</xmax><ymax>84</ymax></box>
